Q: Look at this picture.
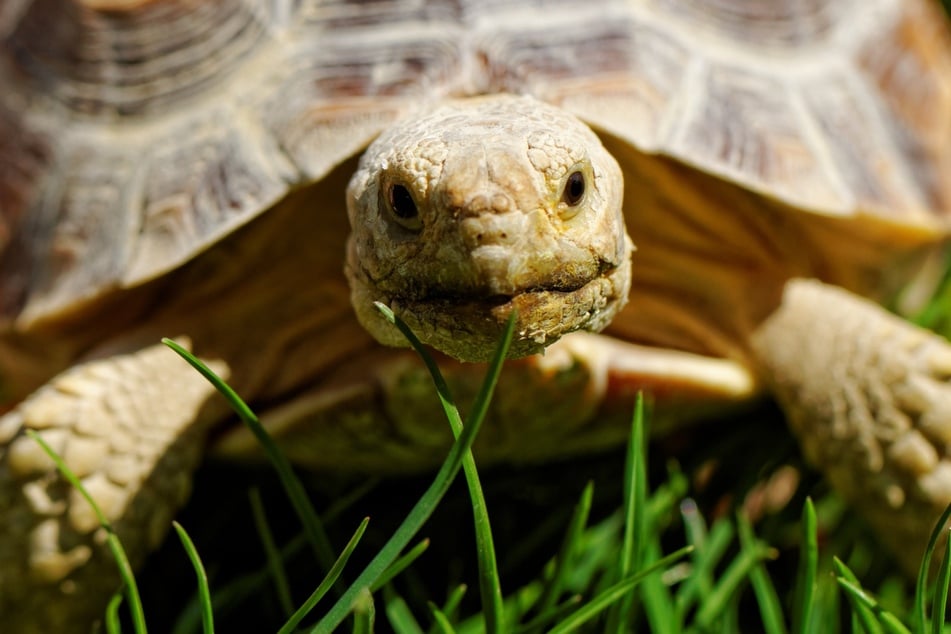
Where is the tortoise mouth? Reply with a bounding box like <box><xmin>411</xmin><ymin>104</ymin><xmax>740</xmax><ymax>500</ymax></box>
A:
<box><xmin>380</xmin><ymin>263</ymin><xmax>631</xmax><ymax>361</ymax></box>
<box><xmin>347</xmin><ymin>238</ymin><xmax>634</xmax><ymax>362</ymax></box>
<box><xmin>395</xmin><ymin>254</ymin><xmax>624</xmax><ymax>306</ymax></box>
<box><xmin>410</xmin><ymin>280</ymin><xmax>595</xmax><ymax>307</ymax></box>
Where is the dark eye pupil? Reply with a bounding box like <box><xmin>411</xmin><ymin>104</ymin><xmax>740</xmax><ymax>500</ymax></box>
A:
<box><xmin>389</xmin><ymin>184</ymin><xmax>417</xmax><ymax>219</ymax></box>
<box><xmin>564</xmin><ymin>171</ymin><xmax>585</xmax><ymax>206</ymax></box>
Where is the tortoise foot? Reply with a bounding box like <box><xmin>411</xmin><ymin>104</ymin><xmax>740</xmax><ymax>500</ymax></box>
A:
<box><xmin>752</xmin><ymin>278</ymin><xmax>951</xmax><ymax>574</ymax></box>
<box><xmin>0</xmin><ymin>340</ymin><xmax>224</xmax><ymax>633</ymax></box>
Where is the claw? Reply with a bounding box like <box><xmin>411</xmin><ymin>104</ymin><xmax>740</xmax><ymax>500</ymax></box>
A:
<box><xmin>927</xmin><ymin>342</ymin><xmax>951</xmax><ymax>378</ymax></box>
<box><xmin>916</xmin><ymin>461</ymin><xmax>951</xmax><ymax>508</ymax></box>
<box><xmin>887</xmin><ymin>429</ymin><xmax>939</xmax><ymax>476</ymax></box>
<box><xmin>7</xmin><ymin>429</ymin><xmax>66</xmax><ymax>477</ymax></box>
<box><xmin>29</xmin><ymin>520</ymin><xmax>91</xmax><ymax>583</ymax></box>
<box><xmin>916</xmin><ymin>399</ymin><xmax>951</xmax><ymax>446</ymax></box>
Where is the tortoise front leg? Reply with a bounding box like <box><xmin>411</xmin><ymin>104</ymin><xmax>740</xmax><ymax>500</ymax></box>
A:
<box><xmin>0</xmin><ymin>340</ymin><xmax>228</xmax><ymax>633</ymax></box>
<box><xmin>750</xmin><ymin>278</ymin><xmax>951</xmax><ymax>573</ymax></box>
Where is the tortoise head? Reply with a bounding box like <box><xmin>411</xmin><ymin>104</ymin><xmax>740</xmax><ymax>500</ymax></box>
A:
<box><xmin>345</xmin><ymin>94</ymin><xmax>633</xmax><ymax>361</ymax></box>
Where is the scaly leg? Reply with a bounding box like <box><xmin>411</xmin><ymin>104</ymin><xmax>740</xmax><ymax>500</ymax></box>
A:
<box><xmin>751</xmin><ymin>278</ymin><xmax>951</xmax><ymax>573</ymax></box>
<box><xmin>0</xmin><ymin>340</ymin><xmax>227</xmax><ymax>633</ymax></box>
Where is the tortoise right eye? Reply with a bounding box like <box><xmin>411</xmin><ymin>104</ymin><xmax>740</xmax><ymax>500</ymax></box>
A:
<box><xmin>387</xmin><ymin>183</ymin><xmax>422</xmax><ymax>231</ymax></box>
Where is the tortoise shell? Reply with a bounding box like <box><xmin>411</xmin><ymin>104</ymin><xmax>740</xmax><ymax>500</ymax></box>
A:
<box><xmin>1</xmin><ymin>0</ymin><xmax>949</xmax><ymax>336</ymax></box>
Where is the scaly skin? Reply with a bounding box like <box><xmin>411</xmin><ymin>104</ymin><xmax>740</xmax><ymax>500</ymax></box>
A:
<box><xmin>346</xmin><ymin>95</ymin><xmax>633</xmax><ymax>361</ymax></box>
<box><xmin>752</xmin><ymin>278</ymin><xmax>951</xmax><ymax>573</ymax></box>
<box><xmin>0</xmin><ymin>341</ymin><xmax>227</xmax><ymax>633</ymax></box>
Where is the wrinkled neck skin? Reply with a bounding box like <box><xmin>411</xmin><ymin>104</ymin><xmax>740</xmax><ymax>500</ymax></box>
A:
<box><xmin>345</xmin><ymin>95</ymin><xmax>633</xmax><ymax>362</ymax></box>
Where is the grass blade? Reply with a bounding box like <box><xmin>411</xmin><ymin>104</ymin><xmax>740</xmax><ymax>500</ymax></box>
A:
<box><xmin>793</xmin><ymin>497</ymin><xmax>817</xmax><ymax>634</ymax></box>
<box><xmin>384</xmin><ymin>585</ymin><xmax>426</xmax><ymax>634</ymax></box>
<box><xmin>738</xmin><ymin>513</ymin><xmax>787</xmax><ymax>634</ymax></box>
<box><xmin>106</xmin><ymin>593</ymin><xmax>124</xmax><ymax>634</ymax></box>
<box><xmin>640</xmin><ymin>539</ymin><xmax>678</xmax><ymax>634</ymax></box>
<box><xmin>678</xmin><ymin>502</ymin><xmax>715</xmax><ymax>589</ymax></box>
<box><xmin>514</xmin><ymin>595</ymin><xmax>581</xmax><ymax>633</ymax></box>
<box><xmin>914</xmin><ymin>502</ymin><xmax>951</xmax><ymax>632</ymax></box>
<box><xmin>428</xmin><ymin>603</ymin><xmax>458</xmax><ymax>634</ymax></box>
<box><xmin>352</xmin><ymin>588</ymin><xmax>375</xmax><ymax>634</ymax></box>
<box><xmin>27</xmin><ymin>429</ymin><xmax>147</xmax><ymax>633</ymax></box>
<box><xmin>373</xmin><ymin>302</ymin><xmax>506</xmax><ymax>633</ymax></box>
<box><xmin>548</xmin><ymin>545</ymin><xmax>693</xmax><ymax>634</ymax></box>
<box><xmin>835</xmin><ymin>558</ymin><xmax>884</xmax><ymax>634</ymax></box>
<box><xmin>372</xmin><ymin>539</ymin><xmax>431</xmax><ymax>592</ymax></box>
<box><xmin>536</xmin><ymin>481</ymin><xmax>593</xmax><ymax>616</ymax></box>
<box><xmin>459</xmin><ymin>455</ymin><xmax>503</xmax><ymax>634</ymax></box>
<box><xmin>625</xmin><ymin>394</ymin><xmax>648</xmax><ymax>573</ymax></box>
<box><xmin>249</xmin><ymin>488</ymin><xmax>293</xmax><ymax>617</ymax></box>
<box><xmin>931</xmin><ymin>528</ymin><xmax>951</xmax><ymax>634</ymax></box>
<box><xmin>428</xmin><ymin>584</ymin><xmax>467</xmax><ymax>634</ymax></box>
<box><xmin>172</xmin><ymin>522</ymin><xmax>214</xmax><ymax>634</ymax></box>
<box><xmin>832</xmin><ymin>557</ymin><xmax>910</xmax><ymax>634</ymax></box>
<box><xmin>278</xmin><ymin>517</ymin><xmax>370</xmax><ymax>634</ymax></box>
<box><xmin>606</xmin><ymin>394</ymin><xmax>647</xmax><ymax>632</ymax></box>
<box><xmin>676</xmin><ymin>509</ymin><xmax>734</xmax><ymax>620</ymax></box>
<box><xmin>837</xmin><ymin>577</ymin><xmax>910</xmax><ymax>634</ymax></box>
<box><xmin>310</xmin><ymin>310</ymin><xmax>515</xmax><ymax>633</ymax></box>
<box><xmin>161</xmin><ymin>339</ymin><xmax>337</xmax><ymax>579</ymax></box>
<box><xmin>693</xmin><ymin>537</ymin><xmax>776</xmax><ymax>629</ymax></box>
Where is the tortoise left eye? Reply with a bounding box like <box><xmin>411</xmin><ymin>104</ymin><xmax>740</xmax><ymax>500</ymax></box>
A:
<box><xmin>562</xmin><ymin>171</ymin><xmax>585</xmax><ymax>206</ymax></box>
<box><xmin>389</xmin><ymin>184</ymin><xmax>417</xmax><ymax>219</ymax></box>
<box><xmin>386</xmin><ymin>183</ymin><xmax>422</xmax><ymax>231</ymax></box>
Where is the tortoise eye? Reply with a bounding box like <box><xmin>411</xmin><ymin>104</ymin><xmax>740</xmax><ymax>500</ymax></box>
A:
<box><xmin>562</xmin><ymin>170</ymin><xmax>586</xmax><ymax>207</ymax></box>
<box><xmin>387</xmin><ymin>183</ymin><xmax>422</xmax><ymax>231</ymax></box>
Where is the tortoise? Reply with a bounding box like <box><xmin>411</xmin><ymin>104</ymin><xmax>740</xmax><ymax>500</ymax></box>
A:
<box><xmin>3</xmin><ymin>0</ymin><xmax>951</xmax><ymax>629</ymax></box>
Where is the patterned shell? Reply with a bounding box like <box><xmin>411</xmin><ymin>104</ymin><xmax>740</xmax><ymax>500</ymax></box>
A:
<box><xmin>2</xmin><ymin>0</ymin><xmax>950</xmax><ymax>328</ymax></box>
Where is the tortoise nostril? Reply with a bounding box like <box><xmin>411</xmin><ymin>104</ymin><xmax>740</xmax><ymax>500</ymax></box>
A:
<box><xmin>461</xmin><ymin>215</ymin><xmax>522</xmax><ymax>248</ymax></box>
<box><xmin>457</xmin><ymin>193</ymin><xmax>515</xmax><ymax>217</ymax></box>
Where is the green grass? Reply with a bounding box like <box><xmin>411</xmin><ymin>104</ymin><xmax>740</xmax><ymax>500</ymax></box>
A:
<box><xmin>34</xmin><ymin>276</ymin><xmax>951</xmax><ymax>632</ymax></box>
